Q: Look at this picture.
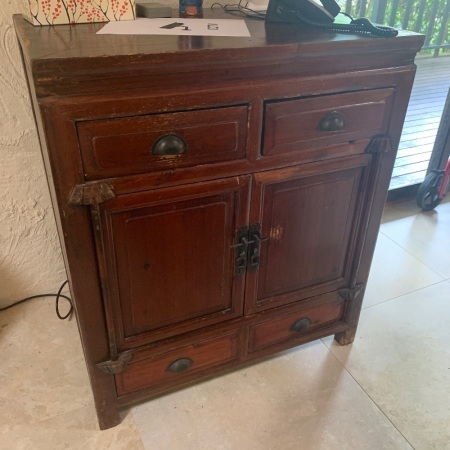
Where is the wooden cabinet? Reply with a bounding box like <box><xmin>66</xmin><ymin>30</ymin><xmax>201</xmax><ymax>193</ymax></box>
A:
<box><xmin>15</xmin><ymin>11</ymin><xmax>424</xmax><ymax>429</ymax></box>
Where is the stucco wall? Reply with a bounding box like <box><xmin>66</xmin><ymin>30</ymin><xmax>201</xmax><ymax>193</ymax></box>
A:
<box><xmin>0</xmin><ymin>2</ymin><xmax>66</xmax><ymax>308</ymax></box>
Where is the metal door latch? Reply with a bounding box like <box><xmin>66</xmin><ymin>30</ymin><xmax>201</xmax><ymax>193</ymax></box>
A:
<box><xmin>232</xmin><ymin>224</ymin><xmax>265</xmax><ymax>275</ymax></box>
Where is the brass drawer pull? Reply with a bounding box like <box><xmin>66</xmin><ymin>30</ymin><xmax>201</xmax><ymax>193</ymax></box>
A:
<box><xmin>167</xmin><ymin>357</ymin><xmax>194</xmax><ymax>373</ymax></box>
<box><xmin>290</xmin><ymin>318</ymin><xmax>311</xmax><ymax>333</ymax></box>
<box><xmin>318</xmin><ymin>111</ymin><xmax>346</xmax><ymax>132</ymax></box>
<box><xmin>152</xmin><ymin>133</ymin><xmax>187</xmax><ymax>155</ymax></box>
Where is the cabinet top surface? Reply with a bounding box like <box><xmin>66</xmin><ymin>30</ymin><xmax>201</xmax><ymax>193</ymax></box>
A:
<box><xmin>14</xmin><ymin>11</ymin><xmax>424</xmax><ymax>98</ymax></box>
<box><xmin>15</xmin><ymin>10</ymin><xmax>422</xmax><ymax>61</ymax></box>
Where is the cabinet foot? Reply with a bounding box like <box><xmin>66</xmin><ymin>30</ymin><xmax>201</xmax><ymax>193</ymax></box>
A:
<box><xmin>334</xmin><ymin>329</ymin><xmax>356</xmax><ymax>346</ymax></box>
<box><xmin>96</xmin><ymin>404</ymin><xmax>122</xmax><ymax>430</ymax></box>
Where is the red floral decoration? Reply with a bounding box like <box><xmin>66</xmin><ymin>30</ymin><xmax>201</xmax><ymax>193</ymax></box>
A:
<box><xmin>28</xmin><ymin>0</ymin><xmax>135</xmax><ymax>25</ymax></box>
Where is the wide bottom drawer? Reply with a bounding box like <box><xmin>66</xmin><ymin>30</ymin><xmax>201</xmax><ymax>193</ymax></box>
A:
<box><xmin>248</xmin><ymin>293</ymin><xmax>344</xmax><ymax>353</ymax></box>
<box><xmin>115</xmin><ymin>331</ymin><xmax>240</xmax><ymax>395</ymax></box>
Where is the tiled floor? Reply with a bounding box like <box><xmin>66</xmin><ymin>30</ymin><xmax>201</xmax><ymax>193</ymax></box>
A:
<box><xmin>1</xmin><ymin>197</ymin><xmax>449</xmax><ymax>449</ymax></box>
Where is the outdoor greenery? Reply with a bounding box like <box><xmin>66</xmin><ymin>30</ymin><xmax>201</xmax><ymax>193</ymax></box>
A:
<box><xmin>341</xmin><ymin>0</ymin><xmax>450</xmax><ymax>55</ymax></box>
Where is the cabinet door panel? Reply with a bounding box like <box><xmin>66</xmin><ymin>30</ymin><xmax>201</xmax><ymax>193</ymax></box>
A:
<box><xmin>246</xmin><ymin>156</ymin><xmax>371</xmax><ymax>313</ymax></box>
<box><xmin>97</xmin><ymin>176</ymin><xmax>250</xmax><ymax>350</ymax></box>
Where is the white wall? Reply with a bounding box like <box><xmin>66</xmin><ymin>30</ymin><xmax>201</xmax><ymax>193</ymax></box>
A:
<box><xmin>0</xmin><ymin>2</ymin><xmax>66</xmax><ymax>308</ymax></box>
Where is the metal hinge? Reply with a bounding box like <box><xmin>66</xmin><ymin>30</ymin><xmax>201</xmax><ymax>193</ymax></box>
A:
<box><xmin>338</xmin><ymin>283</ymin><xmax>364</xmax><ymax>302</ymax></box>
<box><xmin>232</xmin><ymin>223</ymin><xmax>265</xmax><ymax>276</ymax></box>
<box><xmin>365</xmin><ymin>135</ymin><xmax>392</xmax><ymax>154</ymax></box>
<box><xmin>96</xmin><ymin>351</ymin><xmax>133</xmax><ymax>374</ymax></box>
<box><xmin>69</xmin><ymin>183</ymin><xmax>115</xmax><ymax>206</ymax></box>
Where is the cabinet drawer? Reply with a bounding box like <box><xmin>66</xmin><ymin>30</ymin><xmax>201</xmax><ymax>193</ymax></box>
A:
<box><xmin>115</xmin><ymin>331</ymin><xmax>240</xmax><ymax>395</ymax></box>
<box><xmin>263</xmin><ymin>89</ymin><xmax>394</xmax><ymax>157</ymax></box>
<box><xmin>77</xmin><ymin>105</ymin><xmax>248</xmax><ymax>180</ymax></box>
<box><xmin>248</xmin><ymin>295</ymin><xmax>344</xmax><ymax>353</ymax></box>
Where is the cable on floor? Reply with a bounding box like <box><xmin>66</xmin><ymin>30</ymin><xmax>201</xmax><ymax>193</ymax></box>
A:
<box><xmin>0</xmin><ymin>280</ymin><xmax>73</xmax><ymax>320</ymax></box>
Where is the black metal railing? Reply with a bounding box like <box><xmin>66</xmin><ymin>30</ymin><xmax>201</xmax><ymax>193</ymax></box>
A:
<box><xmin>343</xmin><ymin>0</ymin><xmax>450</xmax><ymax>55</ymax></box>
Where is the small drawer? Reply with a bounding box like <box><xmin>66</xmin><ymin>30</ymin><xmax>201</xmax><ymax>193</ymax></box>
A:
<box><xmin>77</xmin><ymin>106</ymin><xmax>248</xmax><ymax>180</ymax></box>
<box><xmin>263</xmin><ymin>88</ymin><xmax>394</xmax><ymax>157</ymax></box>
<box><xmin>248</xmin><ymin>297</ymin><xmax>344</xmax><ymax>353</ymax></box>
<box><xmin>115</xmin><ymin>331</ymin><xmax>240</xmax><ymax>395</ymax></box>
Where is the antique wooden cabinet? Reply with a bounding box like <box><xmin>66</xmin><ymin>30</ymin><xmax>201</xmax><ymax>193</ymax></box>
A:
<box><xmin>14</xmin><ymin>12</ymin><xmax>424</xmax><ymax>429</ymax></box>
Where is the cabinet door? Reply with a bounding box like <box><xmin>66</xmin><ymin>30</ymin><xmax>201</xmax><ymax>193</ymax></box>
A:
<box><xmin>245</xmin><ymin>155</ymin><xmax>372</xmax><ymax>314</ymax></box>
<box><xmin>95</xmin><ymin>176</ymin><xmax>250</xmax><ymax>351</ymax></box>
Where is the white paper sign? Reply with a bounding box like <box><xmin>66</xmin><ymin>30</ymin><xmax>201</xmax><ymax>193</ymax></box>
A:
<box><xmin>97</xmin><ymin>18</ymin><xmax>251</xmax><ymax>37</ymax></box>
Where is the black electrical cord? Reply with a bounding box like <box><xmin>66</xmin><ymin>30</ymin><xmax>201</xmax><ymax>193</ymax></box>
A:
<box><xmin>211</xmin><ymin>1</ymin><xmax>266</xmax><ymax>19</ymax></box>
<box><xmin>296</xmin><ymin>12</ymin><xmax>398</xmax><ymax>37</ymax></box>
<box><xmin>0</xmin><ymin>279</ymin><xmax>73</xmax><ymax>320</ymax></box>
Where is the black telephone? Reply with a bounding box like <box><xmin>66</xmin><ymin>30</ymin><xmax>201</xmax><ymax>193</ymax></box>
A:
<box><xmin>265</xmin><ymin>0</ymin><xmax>398</xmax><ymax>38</ymax></box>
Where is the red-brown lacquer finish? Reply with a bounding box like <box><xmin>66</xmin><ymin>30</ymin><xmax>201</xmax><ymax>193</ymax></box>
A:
<box><xmin>14</xmin><ymin>11</ymin><xmax>423</xmax><ymax>429</ymax></box>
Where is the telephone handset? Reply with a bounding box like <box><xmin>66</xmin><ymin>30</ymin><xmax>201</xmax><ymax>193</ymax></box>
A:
<box><xmin>266</xmin><ymin>0</ymin><xmax>398</xmax><ymax>38</ymax></box>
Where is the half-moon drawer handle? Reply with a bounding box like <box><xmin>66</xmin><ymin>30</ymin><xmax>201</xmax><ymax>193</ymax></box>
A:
<box><xmin>152</xmin><ymin>133</ymin><xmax>188</xmax><ymax>155</ymax></box>
<box><xmin>318</xmin><ymin>111</ymin><xmax>346</xmax><ymax>132</ymax></box>
<box><xmin>290</xmin><ymin>318</ymin><xmax>311</xmax><ymax>333</ymax></box>
<box><xmin>167</xmin><ymin>357</ymin><xmax>193</xmax><ymax>374</ymax></box>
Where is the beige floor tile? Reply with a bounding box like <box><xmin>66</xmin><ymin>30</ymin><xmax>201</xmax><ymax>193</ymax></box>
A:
<box><xmin>0</xmin><ymin>298</ymin><xmax>144</xmax><ymax>448</ymax></box>
<box><xmin>363</xmin><ymin>233</ymin><xmax>443</xmax><ymax>308</ymax></box>
<box><xmin>0</xmin><ymin>413</ymin><xmax>144</xmax><ymax>450</ymax></box>
<box><xmin>323</xmin><ymin>281</ymin><xmax>450</xmax><ymax>450</ymax></box>
<box><xmin>381</xmin><ymin>196</ymin><xmax>450</xmax><ymax>224</ymax></box>
<box><xmin>132</xmin><ymin>341</ymin><xmax>412</xmax><ymax>450</ymax></box>
<box><xmin>0</xmin><ymin>299</ymin><xmax>92</xmax><ymax>425</ymax></box>
<box><xmin>380</xmin><ymin>198</ymin><xmax>450</xmax><ymax>279</ymax></box>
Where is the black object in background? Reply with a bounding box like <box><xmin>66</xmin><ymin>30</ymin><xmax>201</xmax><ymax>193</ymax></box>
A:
<box><xmin>265</xmin><ymin>0</ymin><xmax>398</xmax><ymax>38</ymax></box>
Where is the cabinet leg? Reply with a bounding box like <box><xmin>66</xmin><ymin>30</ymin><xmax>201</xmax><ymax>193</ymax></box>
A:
<box><xmin>96</xmin><ymin>403</ymin><xmax>122</xmax><ymax>430</ymax></box>
<box><xmin>334</xmin><ymin>328</ymin><xmax>356</xmax><ymax>346</ymax></box>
